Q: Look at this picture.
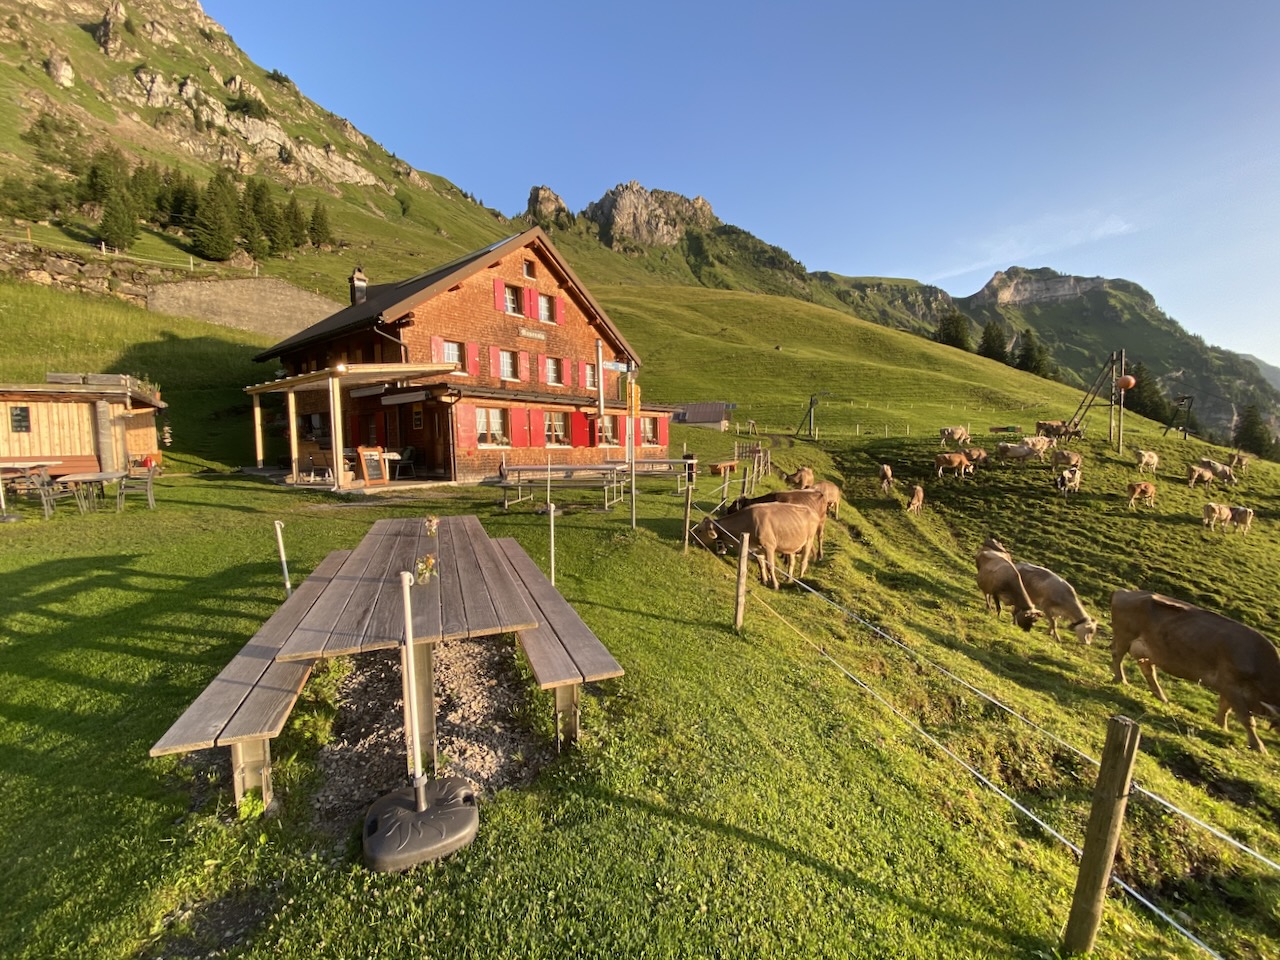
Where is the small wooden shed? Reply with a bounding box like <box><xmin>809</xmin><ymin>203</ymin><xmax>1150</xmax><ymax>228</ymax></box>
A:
<box><xmin>0</xmin><ymin>373</ymin><xmax>167</xmax><ymax>476</ymax></box>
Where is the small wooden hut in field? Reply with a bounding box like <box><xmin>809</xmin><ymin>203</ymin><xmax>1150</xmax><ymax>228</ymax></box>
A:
<box><xmin>0</xmin><ymin>373</ymin><xmax>167</xmax><ymax>476</ymax></box>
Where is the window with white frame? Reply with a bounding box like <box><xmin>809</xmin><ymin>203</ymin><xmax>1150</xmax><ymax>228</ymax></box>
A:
<box><xmin>476</xmin><ymin>407</ymin><xmax>509</xmax><ymax>445</ymax></box>
<box><xmin>443</xmin><ymin>339</ymin><xmax>464</xmax><ymax>371</ymax></box>
<box><xmin>640</xmin><ymin>417</ymin><xmax>658</xmax><ymax>444</ymax></box>
<box><xmin>503</xmin><ymin>284</ymin><xmax>524</xmax><ymax>315</ymax></box>
<box><xmin>598</xmin><ymin>415</ymin><xmax>617</xmax><ymax>446</ymax></box>
<box><xmin>584</xmin><ymin>363</ymin><xmax>598</xmax><ymax>390</ymax></box>
<box><xmin>544</xmin><ymin>411</ymin><xmax>568</xmax><ymax>446</ymax></box>
<box><xmin>499</xmin><ymin>349</ymin><xmax>517</xmax><ymax>380</ymax></box>
<box><xmin>538</xmin><ymin>293</ymin><xmax>554</xmax><ymax>323</ymax></box>
<box><xmin>546</xmin><ymin>357</ymin><xmax>563</xmax><ymax>385</ymax></box>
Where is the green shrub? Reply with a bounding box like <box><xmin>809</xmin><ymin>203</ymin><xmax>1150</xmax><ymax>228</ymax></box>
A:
<box><xmin>227</xmin><ymin>93</ymin><xmax>269</xmax><ymax>121</ymax></box>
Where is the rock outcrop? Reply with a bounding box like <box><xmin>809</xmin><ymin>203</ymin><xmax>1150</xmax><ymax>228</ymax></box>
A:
<box><xmin>968</xmin><ymin>267</ymin><xmax>1106</xmax><ymax>307</ymax></box>
<box><xmin>583</xmin><ymin>181</ymin><xmax>718</xmax><ymax>249</ymax></box>
<box><xmin>44</xmin><ymin>51</ymin><xmax>75</xmax><ymax>88</ymax></box>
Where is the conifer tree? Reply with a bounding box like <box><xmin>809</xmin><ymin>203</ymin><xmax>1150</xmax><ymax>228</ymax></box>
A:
<box><xmin>192</xmin><ymin>171</ymin><xmax>239</xmax><ymax>261</ymax></box>
<box><xmin>1120</xmin><ymin>362</ymin><xmax>1172</xmax><ymax>425</ymax></box>
<box><xmin>308</xmin><ymin>199</ymin><xmax>334</xmax><ymax>247</ymax></box>
<box><xmin>1233</xmin><ymin>403</ymin><xmax>1276</xmax><ymax>459</ymax></box>
<box><xmin>283</xmin><ymin>195</ymin><xmax>308</xmax><ymax>249</ymax></box>
<box><xmin>1014</xmin><ymin>329</ymin><xmax>1054</xmax><ymax>378</ymax></box>
<box><xmin>98</xmin><ymin>185</ymin><xmax>138</xmax><ymax>250</ymax></box>
<box><xmin>934</xmin><ymin>311</ymin><xmax>973</xmax><ymax>352</ymax></box>
<box><xmin>80</xmin><ymin>146</ymin><xmax>129</xmax><ymax>204</ymax></box>
<box><xmin>977</xmin><ymin>320</ymin><xmax>1008</xmax><ymax>364</ymax></box>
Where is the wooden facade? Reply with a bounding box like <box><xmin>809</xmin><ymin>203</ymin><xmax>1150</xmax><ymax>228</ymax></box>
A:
<box><xmin>0</xmin><ymin>374</ymin><xmax>166</xmax><ymax>475</ymax></box>
<box><xmin>248</xmin><ymin>228</ymin><xmax>671</xmax><ymax>484</ymax></box>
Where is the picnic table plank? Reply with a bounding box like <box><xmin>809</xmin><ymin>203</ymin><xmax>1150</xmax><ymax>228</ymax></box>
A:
<box><xmin>495</xmin><ymin>538</ymin><xmax>623</xmax><ymax>683</ymax></box>
<box><xmin>277</xmin><ymin>532</ymin><xmax>387</xmax><ymax>660</ymax></box>
<box><xmin>492</xmin><ymin>541</ymin><xmax>580</xmax><ymax>689</ymax></box>
<box><xmin>451</xmin><ymin>515</ymin><xmax>504</xmax><ymax>637</ymax></box>
<box><xmin>149</xmin><ymin>550</ymin><xmax>348</xmax><ymax>756</ymax></box>
<box><xmin>217</xmin><ymin>660</ymin><xmax>314</xmax><ymax>745</ymax></box>
<box><xmin>436</xmin><ymin>519</ymin><xmax>469</xmax><ymax>640</ymax></box>
<box><xmin>358</xmin><ymin>517</ymin><xmax>442</xmax><ymax>651</ymax></box>
<box><xmin>458</xmin><ymin>516</ymin><xmax>536</xmax><ymax>635</ymax></box>
<box><xmin>322</xmin><ymin>519</ymin><xmax>419</xmax><ymax>657</ymax></box>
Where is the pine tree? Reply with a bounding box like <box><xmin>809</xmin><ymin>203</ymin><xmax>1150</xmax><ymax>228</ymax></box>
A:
<box><xmin>1015</xmin><ymin>329</ymin><xmax>1054</xmax><ymax>378</ymax></box>
<box><xmin>308</xmin><ymin>199</ymin><xmax>334</xmax><ymax>247</ymax></box>
<box><xmin>1121</xmin><ymin>362</ymin><xmax>1172</xmax><ymax>425</ymax></box>
<box><xmin>283</xmin><ymin>195</ymin><xmax>308</xmax><ymax>248</ymax></box>
<box><xmin>98</xmin><ymin>185</ymin><xmax>138</xmax><ymax>250</ymax></box>
<box><xmin>192</xmin><ymin>172</ymin><xmax>238</xmax><ymax>261</ymax></box>
<box><xmin>1233</xmin><ymin>404</ymin><xmax>1276</xmax><ymax>459</ymax></box>
<box><xmin>80</xmin><ymin>146</ymin><xmax>129</xmax><ymax>204</ymax></box>
<box><xmin>977</xmin><ymin>320</ymin><xmax>1008</xmax><ymax>364</ymax></box>
<box><xmin>934</xmin><ymin>311</ymin><xmax>973</xmax><ymax>352</ymax></box>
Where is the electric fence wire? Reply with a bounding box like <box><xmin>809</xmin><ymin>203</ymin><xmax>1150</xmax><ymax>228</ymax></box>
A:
<box><xmin>688</xmin><ymin>502</ymin><xmax>1270</xmax><ymax>957</ymax></box>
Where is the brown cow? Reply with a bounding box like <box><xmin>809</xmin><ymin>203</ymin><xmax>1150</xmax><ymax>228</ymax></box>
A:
<box><xmin>780</xmin><ymin>466</ymin><xmax>815</xmax><ymax>490</ymax></box>
<box><xmin>935</xmin><ymin>452</ymin><xmax>973</xmax><ymax>479</ymax></box>
<box><xmin>906</xmin><ymin>484</ymin><xmax>924</xmax><ymax>515</ymax></box>
<box><xmin>1126</xmin><ymin>481</ymin><xmax>1156</xmax><ymax>510</ymax></box>
<box><xmin>692</xmin><ymin>503</ymin><xmax>821</xmax><ymax>590</ymax></box>
<box><xmin>1187</xmin><ymin>465</ymin><xmax>1215</xmax><ymax>489</ymax></box>
<box><xmin>1050</xmin><ymin>449</ymin><xmax>1082</xmax><ymax>469</ymax></box>
<box><xmin>1135</xmin><ymin>449</ymin><xmax>1159</xmax><ymax>475</ymax></box>
<box><xmin>1015</xmin><ymin>562</ymin><xmax>1097</xmax><ymax>643</ymax></box>
<box><xmin>725</xmin><ymin>489</ymin><xmax>828</xmax><ymax>559</ymax></box>
<box><xmin>960</xmin><ymin>447</ymin><xmax>988</xmax><ymax>468</ymax></box>
<box><xmin>878</xmin><ymin>463</ymin><xmax>894</xmax><ymax>495</ymax></box>
<box><xmin>975</xmin><ymin>538</ymin><xmax>1042</xmax><ymax>631</ymax></box>
<box><xmin>1111</xmin><ymin>590</ymin><xmax>1280</xmax><ymax>753</ymax></box>
<box><xmin>1198</xmin><ymin>458</ymin><xmax>1238</xmax><ymax>486</ymax></box>
<box><xmin>996</xmin><ymin>442</ymin><xmax>1040</xmax><ymax>463</ymax></box>
<box><xmin>811</xmin><ymin>479</ymin><xmax>842</xmax><ymax>518</ymax></box>
<box><xmin>1203</xmin><ymin>502</ymin><xmax>1232</xmax><ymax>533</ymax></box>
<box><xmin>1230</xmin><ymin>505</ymin><xmax>1255</xmax><ymax>536</ymax></box>
<box><xmin>939</xmin><ymin>425</ymin><xmax>971</xmax><ymax>448</ymax></box>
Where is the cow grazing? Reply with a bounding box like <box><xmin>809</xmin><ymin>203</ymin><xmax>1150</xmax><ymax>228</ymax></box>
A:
<box><xmin>975</xmin><ymin>538</ymin><xmax>1042</xmax><ymax>631</ymax></box>
<box><xmin>960</xmin><ymin>447</ymin><xmax>988</xmax><ymax>468</ymax></box>
<box><xmin>1050</xmin><ymin>449</ymin><xmax>1082</xmax><ymax>470</ymax></box>
<box><xmin>1135</xmin><ymin>449</ymin><xmax>1159</xmax><ymax>475</ymax></box>
<box><xmin>939</xmin><ymin>425</ymin><xmax>971</xmax><ymax>448</ymax></box>
<box><xmin>780</xmin><ymin>465</ymin><xmax>815</xmax><ymax>490</ymax></box>
<box><xmin>878</xmin><ymin>463</ymin><xmax>894</xmax><ymax>495</ymax></box>
<box><xmin>692</xmin><ymin>503</ymin><xmax>822</xmax><ymax>590</ymax></box>
<box><xmin>906</xmin><ymin>485</ymin><xmax>924</xmax><ymax>515</ymax></box>
<box><xmin>1126</xmin><ymin>481</ymin><xmax>1156</xmax><ymax>510</ymax></box>
<box><xmin>996</xmin><ymin>442</ymin><xmax>1040</xmax><ymax>463</ymax></box>
<box><xmin>935</xmin><ymin>452</ymin><xmax>973</xmax><ymax>479</ymax></box>
<box><xmin>1110</xmin><ymin>589</ymin><xmax>1280</xmax><ymax>753</ymax></box>
<box><xmin>1014</xmin><ymin>562</ymin><xmax>1097</xmax><ymax>644</ymax></box>
<box><xmin>1187</xmin><ymin>464</ymin><xmax>1215</xmax><ymax>489</ymax></box>
<box><xmin>1203</xmin><ymin>502</ymin><xmax>1232</xmax><ymax>533</ymax></box>
<box><xmin>1198</xmin><ymin>458</ymin><xmax>1238</xmax><ymax>486</ymax></box>
<box><xmin>1021</xmin><ymin>435</ymin><xmax>1056</xmax><ymax>456</ymax></box>
<box><xmin>1036</xmin><ymin>420</ymin><xmax>1066</xmax><ymax>437</ymax></box>
<box><xmin>1229</xmin><ymin>451</ymin><xmax>1252</xmax><ymax>475</ymax></box>
<box><xmin>1230</xmin><ymin>506</ymin><xmax>1255</xmax><ymax>536</ymax></box>
<box><xmin>725</xmin><ymin>489</ymin><xmax>828</xmax><ymax>559</ymax></box>
<box><xmin>1055</xmin><ymin>466</ymin><xmax>1082</xmax><ymax>498</ymax></box>
<box><xmin>811</xmin><ymin>479</ymin><xmax>842</xmax><ymax>518</ymax></box>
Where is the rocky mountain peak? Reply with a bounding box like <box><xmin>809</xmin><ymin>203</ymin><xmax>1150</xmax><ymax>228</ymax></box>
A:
<box><xmin>968</xmin><ymin>266</ymin><xmax>1107</xmax><ymax>307</ymax></box>
<box><xmin>582</xmin><ymin>181</ymin><xmax>718</xmax><ymax>250</ymax></box>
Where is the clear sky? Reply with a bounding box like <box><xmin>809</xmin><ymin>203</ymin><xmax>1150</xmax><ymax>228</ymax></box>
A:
<box><xmin>202</xmin><ymin>0</ymin><xmax>1280</xmax><ymax>368</ymax></box>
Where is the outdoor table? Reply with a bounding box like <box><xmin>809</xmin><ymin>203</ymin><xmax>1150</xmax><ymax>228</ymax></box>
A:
<box><xmin>55</xmin><ymin>470</ymin><xmax>128</xmax><ymax>513</ymax></box>
<box><xmin>0</xmin><ymin>460</ymin><xmax>62</xmax><ymax>520</ymax></box>
<box><xmin>273</xmin><ymin>514</ymin><xmax>537</xmax><ymax>870</ymax></box>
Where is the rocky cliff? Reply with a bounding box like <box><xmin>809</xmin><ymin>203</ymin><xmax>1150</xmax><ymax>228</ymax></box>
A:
<box><xmin>582</xmin><ymin>181</ymin><xmax>718</xmax><ymax>250</ymax></box>
<box><xmin>967</xmin><ymin>267</ymin><xmax>1106</xmax><ymax>307</ymax></box>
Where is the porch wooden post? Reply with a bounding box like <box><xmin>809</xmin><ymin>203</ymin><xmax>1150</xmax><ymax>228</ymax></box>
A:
<box><xmin>252</xmin><ymin>394</ymin><xmax>264</xmax><ymax>468</ymax></box>
<box><xmin>286</xmin><ymin>389</ymin><xmax>299</xmax><ymax>483</ymax></box>
<box><xmin>329</xmin><ymin>372</ymin><xmax>346</xmax><ymax>491</ymax></box>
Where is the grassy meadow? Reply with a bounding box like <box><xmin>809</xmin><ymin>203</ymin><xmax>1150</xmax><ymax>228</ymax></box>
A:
<box><xmin>2</xmin><ymin>282</ymin><xmax>1279</xmax><ymax>959</ymax></box>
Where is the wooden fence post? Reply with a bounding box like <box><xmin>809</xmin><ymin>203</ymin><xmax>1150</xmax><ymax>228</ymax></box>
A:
<box><xmin>1063</xmin><ymin>716</ymin><xmax>1141</xmax><ymax>955</ymax></box>
<box><xmin>683</xmin><ymin>482</ymin><xmax>693</xmax><ymax>554</ymax></box>
<box><xmin>734</xmin><ymin>533</ymin><xmax>750</xmax><ymax>632</ymax></box>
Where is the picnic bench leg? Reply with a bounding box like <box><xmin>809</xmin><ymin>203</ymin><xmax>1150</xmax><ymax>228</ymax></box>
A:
<box><xmin>230</xmin><ymin>738</ymin><xmax>273</xmax><ymax>809</ymax></box>
<box><xmin>553</xmin><ymin>683</ymin><xmax>581</xmax><ymax>750</ymax></box>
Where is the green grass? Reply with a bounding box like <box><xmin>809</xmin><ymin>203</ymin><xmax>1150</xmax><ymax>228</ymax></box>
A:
<box><xmin>4</xmin><ymin>280</ymin><xmax>1280</xmax><ymax>959</ymax></box>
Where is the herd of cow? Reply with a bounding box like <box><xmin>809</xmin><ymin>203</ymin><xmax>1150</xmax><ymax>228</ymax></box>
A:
<box><xmin>690</xmin><ymin>429</ymin><xmax>1278</xmax><ymax>754</ymax></box>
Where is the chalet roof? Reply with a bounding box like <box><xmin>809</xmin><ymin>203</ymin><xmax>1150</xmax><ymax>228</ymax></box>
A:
<box><xmin>251</xmin><ymin>227</ymin><xmax>640</xmax><ymax>366</ymax></box>
<box><xmin>0</xmin><ymin>373</ymin><xmax>167</xmax><ymax>410</ymax></box>
<box><xmin>678</xmin><ymin>401</ymin><xmax>735</xmax><ymax>422</ymax></box>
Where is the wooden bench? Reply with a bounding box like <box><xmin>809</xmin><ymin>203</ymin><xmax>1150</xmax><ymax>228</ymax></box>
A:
<box><xmin>149</xmin><ymin>550</ymin><xmax>351</xmax><ymax>808</ymax></box>
<box><xmin>498</xmin><ymin>470</ymin><xmax>624</xmax><ymax>510</ymax></box>
<box><xmin>492</xmin><ymin>538</ymin><xmax>623</xmax><ymax>748</ymax></box>
<box><xmin>45</xmin><ymin>455</ymin><xmax>103</xmax><ymax>478</ymax></box>
<box><xmin>988</xmin><ymin>425</ymin><xmax>1022</xmax><ymax>434</ymax></box>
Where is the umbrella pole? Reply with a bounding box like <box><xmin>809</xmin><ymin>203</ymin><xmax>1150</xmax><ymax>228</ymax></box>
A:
<box><xmin>399</xmin><ymin>571</ymin><xmax>428</xmax><ymax>812</ymax></box>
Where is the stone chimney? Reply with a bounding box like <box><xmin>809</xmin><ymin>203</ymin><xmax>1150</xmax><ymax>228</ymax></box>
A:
<box><xmin>349</xmin><ymin>265</ymin><xmax>367</xmax><ymax>305</ymax></box>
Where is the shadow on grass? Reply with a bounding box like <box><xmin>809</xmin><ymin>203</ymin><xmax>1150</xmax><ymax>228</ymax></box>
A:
<box><xmin>568</xmin><ymin>781</ymin><xmax>1062</xmax><ymax>955</ymax></box>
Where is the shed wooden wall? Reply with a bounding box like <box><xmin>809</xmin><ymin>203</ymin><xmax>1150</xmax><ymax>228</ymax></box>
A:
<box><xmin>0</xmin><ymin>398</ymin><xmax>96</xmax><ymax>459</ymax></box>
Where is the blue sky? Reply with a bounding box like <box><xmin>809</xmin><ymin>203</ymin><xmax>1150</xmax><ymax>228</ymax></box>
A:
<box><xmin>203</xmin><ymin>0</ymin><xmax>1280</xmax><ymax>368</ymax></box>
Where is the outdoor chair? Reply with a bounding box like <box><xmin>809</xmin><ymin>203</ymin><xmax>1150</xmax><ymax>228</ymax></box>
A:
<box><xmin>32</xmin><ymin>469</ymin><xmax>77</xmax><ymax>519</ymax></box>
<box><xmin>395</xmin><ymin>445</ymin><xmax>417</xmax><ymax>480</ymax></box>
<box><xmin>116</xmin><ymin>465</ymin><xmax>158</xmax><ymax>511</ymax></box>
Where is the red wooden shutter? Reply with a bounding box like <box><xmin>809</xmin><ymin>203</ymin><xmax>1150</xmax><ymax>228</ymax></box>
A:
<box><xmin>489</xmin><ymin>346</ymin><xmax>501</xmax><ymax>379</ymax></box>
<box><xmin>454</xmin><ymin>404</ymin><xmax>478</xmax><ymax>448</ymax></box>
<box><xmin>493</xmin><ymin>278</ymin><xmax>505</xmax><ymax>312</ymax></box>
<box><xmin>578</xmin><ymin>361</ymin><xmax>588</xmax><ymax>391</ymax></box>
<box><xmin>528</xmin><ymin>408</ymin><xmax>546</xmax><ymax>448</ymax></box>
<box><xmin>465</xmin><ymin>342</ymin><xmax>480</xmax><ymax>375</ymax></box>
<box><xmin>617</xmin><ymin>415</ymin><xmax>628</xmax><ymax>447</ymax></box>
<box><xmin>570</xmin><ymin>412</ymin><xmax>590</xmax><ymax>447</ymax></box>
<box><xmin>563</xmin><ymin>358</ymin><xmax>573</xmax><ymax>387</ymax></box>
<box><xmin>536</xmin><ymin>354</ymin><xmax>546</xmax><ymax>384</ymax></box>
<box><xmin>554</xmin><ymin>296</ymin><xmax>565</xmax><ymax>325</ymax></box>
<box><xmin>657</xmin><ymin>415</ymin><xmax>669</xmax><ymax>446</ymax></box>
<box><xmin>521</xmin><ymin>287</ymin><xmax>531</xmax><ymax>316</ymax></box>
<box><xmin>430</xmin><ymin>335</ymin><xmax>444</xmax><ymax>363</ymax></box>
<box><xmin>509</xmin><ymin>407</ymin><xmax>529</xmax><ymax>447</ymax></box>
<box><xmin>518</xmin><ymin>351</ymin><xmax>530</xmax><ymax>382</ymax></box>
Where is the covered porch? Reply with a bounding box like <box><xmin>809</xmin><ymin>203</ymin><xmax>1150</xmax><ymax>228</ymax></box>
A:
<box><xmin>245</xmin><ymin>363</ymin><xmax>455</xmax><ymax>491</ymax></box>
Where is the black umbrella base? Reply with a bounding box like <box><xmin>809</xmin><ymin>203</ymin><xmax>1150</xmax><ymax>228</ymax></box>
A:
<box><xmin>362</xmin><ymin>776</ymin><xmax>478</xmax><ymax>872</ymax></box>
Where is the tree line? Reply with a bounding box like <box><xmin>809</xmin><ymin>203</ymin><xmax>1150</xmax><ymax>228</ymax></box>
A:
<box><xmin>0</xmin><ymin>145</ymin><xmax>335</xmax><ymax>261</ymax></box>
<box><xmin>934</xmin><ymin>311</ymin><xmax>1275</xmax><ymax>458</ymax></box>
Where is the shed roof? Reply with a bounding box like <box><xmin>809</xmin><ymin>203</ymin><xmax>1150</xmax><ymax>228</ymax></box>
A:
<box><xmin>0</xmin><ymin>373</ymin><xmax>167</xmax><ymax>409</ymax></box>
<box><xmin>251</xmin><ymin>227</ymin><xmax>640</xmax><ymax>366</ymax></box>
